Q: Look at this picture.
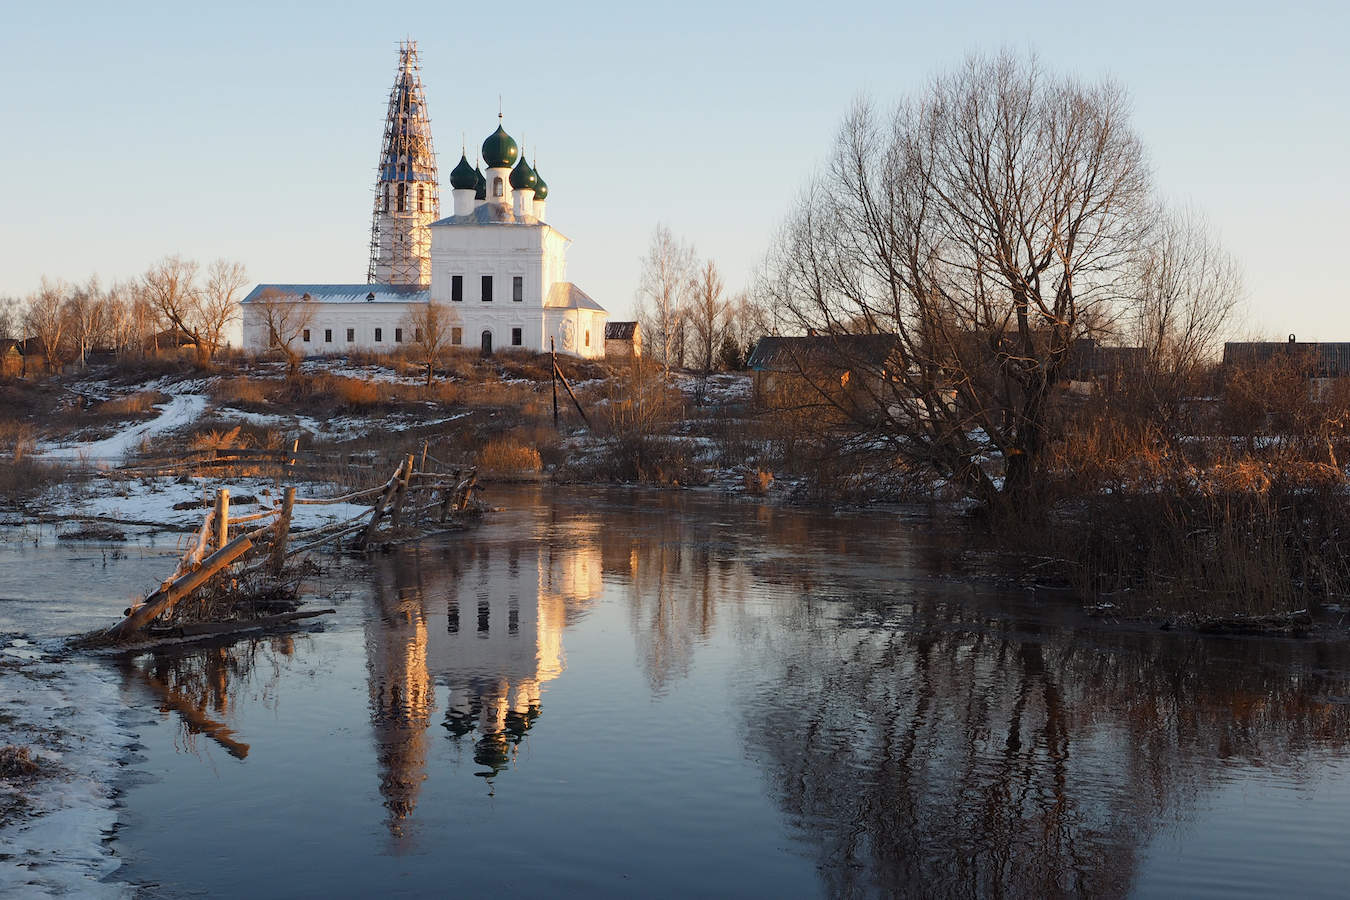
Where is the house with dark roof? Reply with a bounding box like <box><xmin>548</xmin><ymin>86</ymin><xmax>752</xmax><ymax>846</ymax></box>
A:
<box><xmin>747</xmin><ymin>334</ymin><xmax>903</xmax><ymax>405</ymax></box>
<box><xmin>604</xmin><ymin>321</ymin><xmax>641</xmax><ymax>360</ymax></box>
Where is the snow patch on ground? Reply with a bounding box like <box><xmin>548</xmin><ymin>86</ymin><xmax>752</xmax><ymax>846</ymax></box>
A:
<box><xmin>40</xmin><ymin>475</ymin><xmax>375</xmax><ymax>533</ymax></box>
<box><xmin>0</xmin><ymin>643</ymin><xmax>135</xmax><ymax>897</ymax></box>
<box><xmin>36</xmin><ymin>394</ymin><xmax>209</xmax><ymax>463</ymax></box>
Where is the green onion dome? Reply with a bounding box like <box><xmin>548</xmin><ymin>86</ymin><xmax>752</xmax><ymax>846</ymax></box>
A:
<box><xmin>449</xmin><ymin>154</ymin><xmax>477</xmax><ymax>190</ymax></box>
<box><xmin>481</xmin><ymin>124</ymin><xmax>519</xmax><ymax>168</ymax></box>
<box><xmin>532</xmin><ymin>169</ymin><xmax>548</xmax><ymax>201</ymax></box>
<box><xmin>474</xmin><ymin>166</ymin><xmax>487</xmax><ymax>201</ymax></box>
<box><xmin>509</xmin><ymin>156</ymin><xmax>537</xmax><ymax>191</ymax></box>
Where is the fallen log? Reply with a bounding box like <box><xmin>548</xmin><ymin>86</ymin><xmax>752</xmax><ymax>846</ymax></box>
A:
<box><xmin>105</xmin><ymin>531</ymin><xmax>256</xmax><ymax>641</ymax></box>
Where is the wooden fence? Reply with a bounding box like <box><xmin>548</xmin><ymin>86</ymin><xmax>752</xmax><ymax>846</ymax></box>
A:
<box><xmin>101</xmin><ymin>451</ymin><xmax>477</xmax><ymax>642</ymax></box>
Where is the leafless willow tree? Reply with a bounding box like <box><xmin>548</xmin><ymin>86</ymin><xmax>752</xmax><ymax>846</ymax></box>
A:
<box><xmin>637</xmin><ymin>224</ymin><xmax>695</xmax><ymax>377</ymax></box>
<box><xmin>253</xmin><ymin>288</ymin><xmax>315</xmax><ymax>378</ymax></box>
<box><xmin>142</xmin><ymin>255</ymin><xmax>202</xmax><ymax>360</ymax></box>
<box><xmin>762</xmin><ymin>51</ymin><xmax>1153</xmax><ymax>509</ymax></box>
<box><xmin>401</xmin><ymin>300</ymin><xmax>457</xmax><ymax>385</ymax></box>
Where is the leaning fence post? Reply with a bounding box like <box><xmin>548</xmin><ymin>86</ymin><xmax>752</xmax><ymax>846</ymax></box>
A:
<box><xmin>270</xmin><ymin>486</ymin><xmax>295</xmax><ymax>576</ymax></box>
<box><xmin>389</xmin><ymin>453</ymin><xmax>416</xmax><ymax>528</ymax></box>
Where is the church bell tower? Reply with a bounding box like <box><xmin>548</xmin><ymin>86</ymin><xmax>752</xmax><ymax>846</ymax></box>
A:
<box><xmin>368</xmin><ymin>41</ymin><xmax>439</xmax><ymax>286</ymax></box>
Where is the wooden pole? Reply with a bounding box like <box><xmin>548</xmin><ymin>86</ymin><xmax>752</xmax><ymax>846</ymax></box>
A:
<box><xmin>438</xmin><ymin>468</ymin><xmax>460</xmax><ymax>522</ymax></box>
<box><xmin>358</xmin><ymin>458</ymin><xmax>405</xmax><ymax>549</ymax></box>
<box><xmin>214</xmin><ymin>489</ymin><xmax>230</xmax><ymax>551</ymax></box>
<box><xmin>389</xmin><ymin>453</ymin><xmax>416</xmax><ymax>527</ymax></box>
<box><xmin>456</xmin><ymin>470</ymin><xmax>479</xmax><ymax>511</ymax></box>
<box><xmin>554</xmin><ymin>364</ymin><xmax>591</xmax><ymax>429</ymax></box>
<box><xmin>551</xmin><ymin>337</ymin><xmax>559</xmax><ymax>428</ymax></box>
<box><xmin>420</xmin><ymin>440</ymin><xmax>429</xmax><ymax>476</ymax></box>
<box><xmin>270</xmin><ymin>486</ymin><xmax>295</xmax><ymax>576</ymax></box>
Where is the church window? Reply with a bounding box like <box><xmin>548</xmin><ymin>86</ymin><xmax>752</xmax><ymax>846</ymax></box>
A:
<box><xmin>346</xmin><ymin>328</ymin><xmax>355</xmax><ymax>342</ymax></box>
<box><xmin>452</xmin><ymin>327</ymin><xmax>462</xmax><ymax>345</ymax></box>
<box><xmin>512</xmin><ymin>276</ymin><xmax>523</xmax><ymax>302</ymax></box>
<box><xmin>324</xmin><ymin>329</ymin><xmax>332</xmax><ymax>343</ymax></box>
<box><xmin>585</xmin><ymin>329</ymin><xmax>590</xmax><ymax>347</ymax></box>
<box><xmin>482</xmin><ymin>276</ymin><xmax>493</xmax><ymax>302</ymax></box>
<box><xmin>511</xmin><ymin>327</ymin><xmax>522</xmax><ymax>346</ymax></box>
<box><xmin>302</xmin><ymin>329</ymin><xmax>310</xmax><ymax>343</ymax></box>
<box><xmin>415</xmin><ymin>328</ymin><xmax>423</xmax><ymax>342</ymax></box>
<box><xmin>395</xmin><ymin>327</ymin><xmax>403</xmax><ymax>343</ymax></box>
<box><xmin>451</xmin><ymin>275</ymin><xmax>463</xmax><ymax>302</ymax></box>
<box><xmin>383</xmin><ymin>185</ymin><xmax>389</xmax><ymax>212</ymax></box>
<box><xmin>374</xmin><ymin>328</ymin><xmax>383</xmax><ymax>343</ymax></box>
<box><xmin>417</xmin><ymin>185</ymin><xmax>424</xmax><ymax>212</ymax></box>
<box><xmin>493</xmin><ymin>177</ymin><xmax>504</xmax><ymax>198</ymax></box>
<box><xmin>396</xmin><ymin>183</ymin><xmax>406</xmax><ymax>212</ymax></box>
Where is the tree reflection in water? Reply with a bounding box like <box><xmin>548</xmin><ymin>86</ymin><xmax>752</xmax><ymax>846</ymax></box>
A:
<box><xmin>740</xmin><ymin>591</ymin><xmax>1350</xmax><ymax>898</ymax></box>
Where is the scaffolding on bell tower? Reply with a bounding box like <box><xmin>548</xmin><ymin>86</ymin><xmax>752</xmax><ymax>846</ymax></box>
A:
<box><xmin>368</xmin><ymin>40</ymin><xmax>439</xmax><ymax>286</ymax></box>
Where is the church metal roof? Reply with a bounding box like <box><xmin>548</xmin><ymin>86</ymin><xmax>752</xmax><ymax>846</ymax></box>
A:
<box><xmin>430</xmin><ymin>204</ymin><xmax>544</xmax><ymax>227</ymax></box>
<box><xmin>240</xmin><ymin>284</ymin><xmax>429</xmax><ymax>305</ymax></box>
<box><xmin>545</xmin><ymin>282</ymin><xmax>605</xmax><ymax>311</ymax></box>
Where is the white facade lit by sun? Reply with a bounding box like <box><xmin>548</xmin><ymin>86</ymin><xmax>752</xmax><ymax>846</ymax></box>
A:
<box><xmin>241</xmin><ymin>41</ymin><xmax>607</xmax><ymax>359</ymax></box>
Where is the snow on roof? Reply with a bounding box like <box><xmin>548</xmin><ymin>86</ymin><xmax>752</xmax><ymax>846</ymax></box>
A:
<box><xmin>545</xmin><ymin>282</ymin><xmax>605</xmax><ymax>312</ymax></box>
<box><xmin>240</xmin><ymin>284</ymin><xmax>429</xmax><ymax>305</ymax></box>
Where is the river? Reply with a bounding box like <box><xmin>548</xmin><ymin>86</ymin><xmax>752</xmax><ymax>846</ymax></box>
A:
<box><xmin>6</xmin><ymin>485</ymin><xmax>1350</xmax><ymax>897</ymax></box>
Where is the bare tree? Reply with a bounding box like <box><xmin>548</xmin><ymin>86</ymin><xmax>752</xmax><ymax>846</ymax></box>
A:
<box><xmin>253</xmin><ymin>288</ymin><xmax>316</xmax><ymax>377</ymax></box>
<box><xmin>401</xmin><ymin>300</ymin><xmax>457</xmax><ymax>385</ymax></box>
<box><xmin>142</xmin><ymin>256</ymin><xmax>206</xmax><ymax>365</ymax></box>
<box><xmin>198</xmin><ymin>259</ymin><xmax>249</xmax><ymax>361</ymax></box>
<box><xmin>687</xmin><ymin>259</ymin><xmax>727</xmax><ymax>391</ymax></box>
<box><xmin>763</xmin><ymin>51</ymin><xmax>1152</xmax><ymax>510</ymax></box>
<box><xmin>1129</xmin><ymin>207</ymin><xmax>1243</xmax><ymax>431</ymax></box>
<box><xmin>64</xmin><ymin>276</ymin><xmax>109</xmax><ymax>368</ymax></box>
<box><xmin>23</xmin><ymin>278</ymin><xmax>70</xmax><ymax>373</ymax></box>
<box><xmin>0</xmin><ymin>296</ymin><xmax>22</xmax><ymax>342</ymax></box>
<box><xmin>636</xmin><ymin>224</ymin><xmax>695</xmax><ymax>377</ymax></box>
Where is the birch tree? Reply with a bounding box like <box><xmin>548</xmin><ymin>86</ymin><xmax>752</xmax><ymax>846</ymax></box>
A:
<box><xmin>636</xmin><ymin>224</ymin><xmax>694</xmax><ymax>377</ymax></box>
<box><xmin>687</xmin><ymin>259</ymin><xmax>727</xmax><ymax>390</ymax></box>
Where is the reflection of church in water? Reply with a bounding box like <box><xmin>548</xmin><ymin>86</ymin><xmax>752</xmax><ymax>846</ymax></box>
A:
<box><xmin>365</xmin><ymin>522</ymin><xmax>603</xmax><ymax>833</ymax></box>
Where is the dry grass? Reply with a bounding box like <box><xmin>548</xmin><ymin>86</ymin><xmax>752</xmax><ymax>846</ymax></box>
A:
<box><xmin>0</xmin><ymin>745</ymin><xmax>43</xmax><ymax>778</ymax></box>
<box><xmin>477</xmin><ymin>436</ymin><xmax>543</xmax><ymax>476</ymax></box>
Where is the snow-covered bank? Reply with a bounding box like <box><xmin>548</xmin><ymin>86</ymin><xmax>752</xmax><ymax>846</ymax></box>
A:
<box><xmin>36</xmin><ymin>393</ymin><xmax>209</xmax><ymax>463</ymax></box>
<box><xmin>0</xmin><ymin>640</ymin><xmax>135</xmax><ymax>897</ymax></box>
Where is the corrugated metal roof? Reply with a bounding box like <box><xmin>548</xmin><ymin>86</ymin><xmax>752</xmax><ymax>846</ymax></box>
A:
<box><xmin>1223</xmin><ymin>341</ymin><xmax>1350</xmax><ymax>377</ymax></box>
<box><xmin>545</xmin><ymin>282</ymin><xmax>605</xmax><ymax>312</ymax></box>
<box><xmin>605</xmin><ymin>321</ymin><xmax>638</xmax><ymax>340</ymax></box>
<box><xmin>240</xmin><ymin>283</ymin><xmax>429</xmax><ymax>305</ymax></box>
<box><xmin>747</xmin><ymin>335</ymin><xmax>901</xmax><ymax>372</ymax></box>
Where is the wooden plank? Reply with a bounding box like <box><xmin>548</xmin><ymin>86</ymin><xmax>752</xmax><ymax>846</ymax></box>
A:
<box><xmin>389</xmin><ymin>453</ymin><xmax>416</xmax><ymax>528</ymax></box>
<box><xmin>105</xmin><ymin>532</ymin><xmax>255</xmax><ymax>640</ymax></box>
<box><xmin>357</xmin><ymin>459</ymin><xmax>406</xmax><ymax>549</ymax></box>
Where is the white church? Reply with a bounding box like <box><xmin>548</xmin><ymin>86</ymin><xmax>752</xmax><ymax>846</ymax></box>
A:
<box><xmin>241</xmin><ymin>42</ymin><xmax>609</xmax><ymax>359</ymax></box>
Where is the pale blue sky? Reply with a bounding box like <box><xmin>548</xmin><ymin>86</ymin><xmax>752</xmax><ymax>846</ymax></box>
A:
<box><xmin>2</xmin><ymin>1</ymin><xmax>1346</xmax><ymax>337</ymax></box>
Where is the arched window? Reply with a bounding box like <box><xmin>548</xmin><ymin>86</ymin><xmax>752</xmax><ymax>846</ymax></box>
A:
<box><xmin>493</xmin><ymin>177</ymin><xmax>504</xmax><ymax>198</ymax></box>
<box><xmin>397</xmin><ymin>183</ymin><xmax>407</xmax><ymax>212</ymax></box>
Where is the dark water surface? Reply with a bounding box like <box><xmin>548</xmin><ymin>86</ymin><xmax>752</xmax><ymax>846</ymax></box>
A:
<box><xmin>97</xmin><ymin>486</ymin><xmax>1350</xmax><ymax>897</ymax></box>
